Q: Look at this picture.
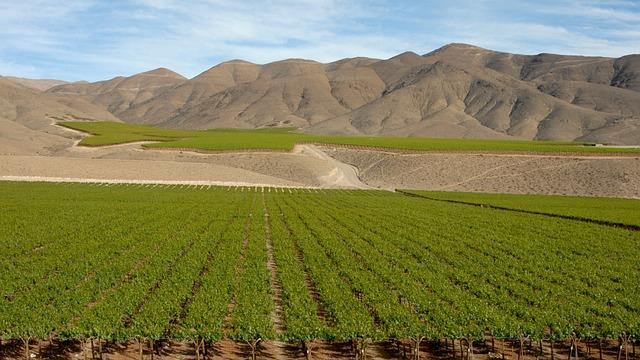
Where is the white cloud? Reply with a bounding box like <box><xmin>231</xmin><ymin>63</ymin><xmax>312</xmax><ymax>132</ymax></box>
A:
<box><xmin>433</xmin><ymin>20</ymin><xmax>640</xmax><ymax>58</ymax></box>
<box><xmin>0</xmin><ymin>0</ymin><xmax>638</xmax><ymax>81</ymax></box>
<box><xmin>560</xmin><ymin>1</ymin><xmax>640</xmax><ymax>22</ymax></box>
<box><xmin>73</xmin><ymin>0</ymin><xmax>410</xmax><ymax>78</ymax></box>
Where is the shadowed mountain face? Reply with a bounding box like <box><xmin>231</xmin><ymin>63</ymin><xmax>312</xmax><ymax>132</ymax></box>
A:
<box><xmin>39</xmin><ymin>43</ymin><xmax>640</xmax><ymax>144</ymax></box>
<box><xmin>0</xmin><ymin>76</ymin><xmax>120</xmax><ymax>155</ymax></box>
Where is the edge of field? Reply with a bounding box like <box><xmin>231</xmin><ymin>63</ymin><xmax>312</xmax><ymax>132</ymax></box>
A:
<box><xmin>57</xmin><ymin>121</ymin><xmax>640</xmax><ymax>156</ymax></box>
<box><xmin>398</xmin><ymin>189</ymin><xmax>640</xmax><ymax>230</ymax></box>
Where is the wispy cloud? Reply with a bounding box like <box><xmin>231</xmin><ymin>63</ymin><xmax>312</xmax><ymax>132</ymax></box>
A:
<box><xmin>546</xmin><ymin>0</ymin><xmax>640</xmax><ymax>22</ymax></box>
<box><xmin>0</xmin><ymin>60</ymin><xmax>40</xmax><ymax>79</ymax></box>
<box><xmin>0</xmin><ymin>0</ymin><xmax>638</xmax><ymax>81</ymax></box>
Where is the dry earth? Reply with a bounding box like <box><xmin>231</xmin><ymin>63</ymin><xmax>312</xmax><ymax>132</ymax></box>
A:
<box><xmin>0</xmin><ymin>123</ymin><xmax>369</xmax><ymax>188</ymax></box>
<box><xmin>2</xmin><ymin>43</ymin><xmax>640</xmax><ymax>195</ymax></box>
<box><xmin>0</xmin><ymin>121</ymin><xmax>639</xmax><ymax>196</ymax></box>
<box><xmin>322</xmin><ymin>146</ymin><xmax>640</xmax><ymax>198</ymax></box>
<box><xmin>1</xmin><ymin>121</ymin><xmax>639</xmax><ymax>196</ymax></box>
<box><xmin>44</xmin><ymin>44</ymin><xmax>640</xmax><ymax>145</ymax></box>
<box><xmin>0</xmin><ymin>336</ymin><xmax>632</xmax><ymax>360</ymax></box>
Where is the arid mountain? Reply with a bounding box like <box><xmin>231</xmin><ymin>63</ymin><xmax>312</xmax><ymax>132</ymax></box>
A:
<box><xmin>118</xmin><ymin>60</ymin><xmax>262</xmax><ymax>125</ymax></box>
<box><xmin>48</xmin><ymin>68</ymin><xmax>186</xmax><ymax>119</ymax></box>
<box><xmin>41</xmin><ymin>44</ymin><xmax>640</xmax><ymax>144</ymax></box>
<box><xmin>311</xmin><ymin>44</ymin><xmax>640</xmax><ymax>144</ymax></box>
<box><xmin>0</xmin><ymin>77</ymin><xmax>119</xmax><ymax>155</ymax></box>
<box><xmin>3</xmin><ymin>76</ymin><xmax>68</xmax><ymax>91</ymax></box>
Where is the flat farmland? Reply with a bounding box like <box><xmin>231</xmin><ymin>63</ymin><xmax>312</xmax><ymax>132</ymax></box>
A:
<box><xmin>59</xmin><ymin>121</ymin><xmax>640</xmax><ymax>154</ymax></box>
<box><xmin>402</xmin><ymin>190</ymin><xmax>640</xmax><ymax>227</ymax></box>
<box><xmin>0</xmin><ymin>182</ymin><xmax>638</xmax><ymax>359</ymax></box>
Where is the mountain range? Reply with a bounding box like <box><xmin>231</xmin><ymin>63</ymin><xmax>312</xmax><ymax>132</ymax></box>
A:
<box><xmin>3</xmin><ymin>43</ymin><xmax>640</xmax><ymax>145</ymax></box>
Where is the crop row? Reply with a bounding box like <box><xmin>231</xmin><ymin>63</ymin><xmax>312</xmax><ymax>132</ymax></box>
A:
<box><xmin>0</xmin><ymin>182</ymin><xmax>637</xmax><ymax>350</ymax></box>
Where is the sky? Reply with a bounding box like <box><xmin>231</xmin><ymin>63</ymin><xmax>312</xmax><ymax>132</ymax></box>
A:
<box><xmin>0</xmin><ymin>0</ymin><xmax>639</xmax><ymax>82</ymax></box>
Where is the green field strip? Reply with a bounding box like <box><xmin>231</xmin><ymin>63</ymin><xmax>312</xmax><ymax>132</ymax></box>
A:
<box><xmin>129</xmin><ymin>213</ymin><xmax>236</xmax><ymax>340</ymax></box>
<box><xmin>399</xmin><ymin>190</ymin><xmax>640</xmax><ymax>229</ymax></box>
<box><xmin>219</xmin><ymin>193</ymin><xmax>258</xmax><ymax>338</ymax></box>
<box><xmin>1</xmin><ymin>204</ymin><xmax>165</xmax><ymax>299</ymax></box>
<box><xmin>381</xmin><ymin>195</ymin><xmax>638</xmax><ymax>315</ymax></box>
<box><xmin>59</xmin><ymin>121</ymin><xmax>640</xmax><ymax>154</ymax></box>
<box><xmin>265</xmin><ymin>196</ymin><xmax>326</xmax><ymax>342</ymax></box>
<box><xmin>61</xmin><ymin>212</ymin><xmax>209</xmax><ymax>341</ymax></box>
<box><xmin>165</xmin><ymin>205</ymin><xmax>245</xmax><ymax>339</ymax></box>
<box><xmin>285</xmin><ymin>197</ymin><xmax>421</xmax><ymax>340</ymax></box>
<box><xmin>304</xmin><ymin>191</ymin><xmax>639</xmax><ymax>338</ymax></box>
<box><xmin>0</xmin><ymin>213</ymin><xmax>179</xmax><ymax>339</ymax></box>
<box><xmin>299</xmin><ymin>193</ymin><xmax>509</xmax><ymax>338</ymax></box>
<box><xmin>1</xmin><ymin>182</ymin><xmax>639</xmax><ymax>343</ymax></box>
<box><xmin>0</xmin><ymin>205</ymin><xmax>128</xmax><ymax>296</ymax></box>
<box><xmin>229</xmin><ymin>194</ymin><xmax>276</xmax><ymax>341</ymax></box>
<box><xmin>128</xmin><ymin>193</ymin><xmax>249</xmax><ymax>340</ymax></box>
<box><xmin>283</xmin><ymin>195</ymin><xmax>445</xmax><ymax>340</ymax></box>
<box><xmin>175</xmin><ymin>195</ymin><xmax>253</xmax><ymax>342</ymax></box>
<box><xmin>274</xmin><ymin>196</ymin><xmax>376</xmax><ymax>340</ymax></box>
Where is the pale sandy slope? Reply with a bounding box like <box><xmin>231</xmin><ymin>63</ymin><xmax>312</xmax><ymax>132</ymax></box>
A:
<box><xmin>0</xmin><ymin>155</ymin><xmax>306</xmax><ymax>187</ymax></box>
<box><xmin>323</xmin><ymin>147</ymin><xmax>640</xmax><ymax>198</ymax></box>
<box><xmin>0</xmin><ymin>75</ymin><xmax>369</xmax><ymax>191</ymax></box>
<box><xmin>0</xmin><ymin>121</ymin><xmax>369</xmax><ymax>188</ymax></box>
<box><xmin>1</xmin><ymin>122</ymin><xmax>639</xmax><ymax>195</ymax></box>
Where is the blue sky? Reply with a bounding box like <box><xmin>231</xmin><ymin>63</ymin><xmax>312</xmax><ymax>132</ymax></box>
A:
<box><xmin>1</xmin><ymin>0</ymin><xmax>638</xmax><ymax>81</ymax></box>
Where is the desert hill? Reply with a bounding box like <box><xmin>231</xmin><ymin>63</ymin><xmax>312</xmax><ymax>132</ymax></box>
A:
<box><xmin>48</xmin><ymin>68</ymin><xmax>186</xmax><ymax>118</ymax></box>
<box><xmin>3</xmin><ymin>76</ymin><xmax>68</xmax><ymax>91</ymax></box>
<box><xmin>0</xmin><ymin>77</ymin><xmax>120</xmax><ymax>155</ymax></box>
<box><xmin>23</xmin><ymin>44</ymin><xmax>640</xmax><ymax>144</ymax></box>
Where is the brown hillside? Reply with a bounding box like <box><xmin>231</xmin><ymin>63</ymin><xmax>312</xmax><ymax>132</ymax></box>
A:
<box><xmin>34</xmin><ymin>44</ymin><xmax>640</xmax><ymax>144</ymax></box>
<box><xmin>0</xmin><ymin>77</ymin><xmax>119</xmax><ymax>155</ymax></box>
<box><xmin>3</xmin><ymin>76</ymin><xmax>68</xmax><ymax>91</ymax></box>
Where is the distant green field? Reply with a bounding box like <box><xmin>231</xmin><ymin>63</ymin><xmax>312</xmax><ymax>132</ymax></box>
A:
<box><xmin>59</xmin><ymin>121</ymin><xmax>640</xmax><ymax>154</ymax></box>
<box><xmin>403</xmin><ymin>190</ymin><xmax>640</xmax><ymax>227</ymax></box>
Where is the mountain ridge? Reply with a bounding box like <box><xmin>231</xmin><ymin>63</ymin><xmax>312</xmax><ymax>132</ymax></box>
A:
<box><xmin>5</xmin><ymin>43</ymin><xmax>640</xmax><ymax>144</ymax></box>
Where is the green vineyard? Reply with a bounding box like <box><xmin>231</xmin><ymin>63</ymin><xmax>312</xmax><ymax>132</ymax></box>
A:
<box><xmin>402</xmin><ymin>190</ymin><xmax>640</xmax><ymax>228</ymax></box>
<box><xmin>59</xmin><ymin>121</ymin><xmax>640</xmax><ymax>154</ymax></box>
<box><xmin>0</xmin><ymin>182</ymin><xmax>638</xmax><ymax>359</ymax></box>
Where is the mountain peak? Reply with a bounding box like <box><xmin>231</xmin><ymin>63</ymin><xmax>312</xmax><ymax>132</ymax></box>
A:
<box><xmin>26</xmin><ymin>44</ymin><xmax>640</xmax><ymax>145</ymax></box>
<box><xmin>219</xmin><ymin>59</ymin><xmax>256</xmax><ymax>66</ymax></box>
<box><xmin>140</xmin><ymin>67</ymin><xmax>186</xmax><ymax>79</ymax></box>
<box><xmin>425</xmin><ymin>43</ymin><xmax>490</xmax><ymax>56</ymax></box>
<box><xmin>268</xmin><ymin>58</ymin><xmax>322</xmax><ymax>65</ymax></box>
<box><xmin>390</xmin><ymin>51</ymin><xmax>421</xmax><ymax>60</ymax></box>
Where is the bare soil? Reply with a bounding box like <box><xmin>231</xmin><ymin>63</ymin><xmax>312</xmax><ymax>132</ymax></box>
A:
<box><xmin>2</xmin><ymin>122</ymin><xmax>638</xmax><ymax>196</ymax></box>
<box><xmin>322</xmin><ymin>146</ymin><xmax>640</xmax><ymax>198</ymax></box>
<box><xmin>0</xmin><ymin>138</ymin><xmax>367</xmax><ymax>189</ymax></box>
<box><xmin>1</xmin><ymin>337</ymin><xmax>635</xmax><ymax>360</ymax></box>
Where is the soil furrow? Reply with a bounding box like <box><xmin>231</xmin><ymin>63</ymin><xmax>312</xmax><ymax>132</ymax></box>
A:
<box><xmin>262</xmin><ymin>193</ymin><xmax>285</xmax><ymax>335</ymax></box>
<box><xmin>223</xmin><ymin>193</ymin><xmax>256</xmax><ymax>335</ymax></box>
<box><xmin>274</xmin><ymin>201</ymin><xmax>328</xmax><ymax>323</ymax></box>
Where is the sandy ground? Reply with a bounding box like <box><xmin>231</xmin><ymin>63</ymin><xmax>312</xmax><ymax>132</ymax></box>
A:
<box><xmin>2</xmin><ymin>122</ymin><xmax>639</xmax><ymax>196</ymax></box>
<box><xmin>295</xmin><ymin>144</ymin><xmax>370</xmax><ymax>189</ymax></box>
<box><xmin>0</xmin><ymin>122</ymin><xmax>369</xmax><ymax>188</ymax></box>
<box><xmin>0</xmin><ymin>155</ymin><xmax>311</xmax><ymax>187</ymax></box>
<box><xmin>322</xmin><ymin>146</ymin><xmax>640</xmax><ymax>198</ymax></box>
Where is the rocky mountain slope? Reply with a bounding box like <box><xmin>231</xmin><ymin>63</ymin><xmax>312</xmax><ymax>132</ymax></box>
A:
<box><xmin>8</xmin><ymin>43</ymin><xmax>640</xmax><ymax>144</ymax></box>
<box><xmin>0</xmin><ymin>77</ymin><xmax>119</xmax><ymax>155</ymax></box>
